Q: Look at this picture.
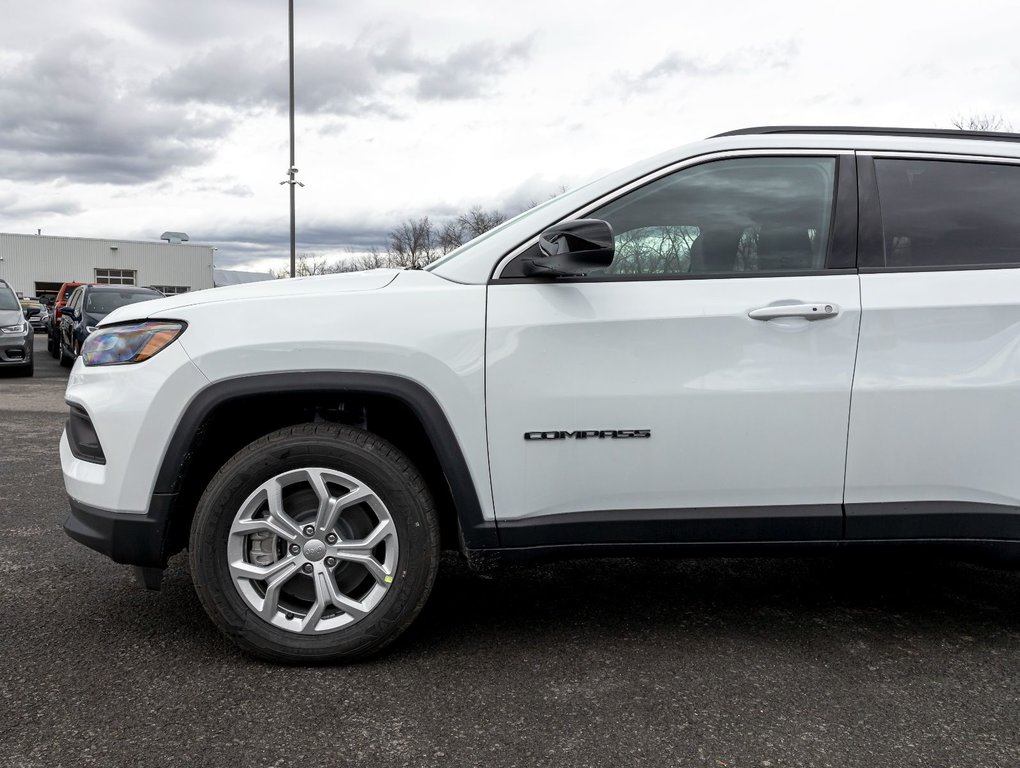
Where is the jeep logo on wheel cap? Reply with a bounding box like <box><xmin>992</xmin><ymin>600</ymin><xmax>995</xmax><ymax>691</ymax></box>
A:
<box><xmin>303</xmin><ymin>539</ymin><xmax>327</xmax><ymax>561</ymax></box>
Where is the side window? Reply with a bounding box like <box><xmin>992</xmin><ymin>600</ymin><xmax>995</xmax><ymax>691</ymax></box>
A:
<box><xmin>590</xmin><ymin>156</ymin><xmax>836</xmax><ymax>277</ymax></box>
<box><xmin>874</xmin><ymin>158</ymin><xmax>1020</xmax><ymax>268</ymax></box>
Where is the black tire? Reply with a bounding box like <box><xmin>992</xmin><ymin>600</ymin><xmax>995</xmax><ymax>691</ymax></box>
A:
<box><xmin>17</xmin><ymin>355</ymin><xmax>33</xmax><ymax>377</ymax></box>
<box><xmin>58</xmin><ymin>340</ymin><xmax>73</xmax><ymax>368</ymax></box>
<box><xmin>189</xmin><ymin>423</ymin><xmax>440</xmax><ymax>663</ymax></box>
<box><xmin>48</xmin><ymin>332</ymin><xmax>58</xmax><ymax>359</ymax></box>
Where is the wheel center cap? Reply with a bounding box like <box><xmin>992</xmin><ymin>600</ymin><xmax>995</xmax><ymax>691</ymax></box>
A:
<box><xmin>303</xmin><ymin>539</ymin><xmax>327</xmax><ymax>562</ymax></box>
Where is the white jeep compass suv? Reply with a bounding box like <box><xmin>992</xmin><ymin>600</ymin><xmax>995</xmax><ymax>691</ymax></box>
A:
<box><xmin>62</xmin><ymin>126</ymin><xmax>1020</xmax><ymax>662</ymax></box>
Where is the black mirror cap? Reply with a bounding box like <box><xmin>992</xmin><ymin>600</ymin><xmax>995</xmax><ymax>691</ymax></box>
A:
<box><xmin>523</xmin><ymin>218</ymin><xmax>615</xmax><ymax>277</ymax></box>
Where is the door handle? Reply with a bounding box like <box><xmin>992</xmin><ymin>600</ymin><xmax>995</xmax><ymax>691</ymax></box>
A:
<box><xmin>748</xmin><ymin>303</ymin><xmax>839</xmax><ymax>321</ymax></box>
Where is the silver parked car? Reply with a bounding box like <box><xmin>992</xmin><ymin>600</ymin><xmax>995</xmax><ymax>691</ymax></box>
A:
<box><xmin>0</xmin><ymin>280</ymin><xmax>33</xmax><ymax>376</ymax></box>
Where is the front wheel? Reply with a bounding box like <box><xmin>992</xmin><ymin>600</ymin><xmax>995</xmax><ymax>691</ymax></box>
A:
<box><xmin>58</xmin><ymin>340</ymin><xmax>73</xmax><ymax>368</ymax></box>
<box><xmin>189</xmin><ymin>424</ymin><xmax>440</xmax><ymax>663</ymax></box>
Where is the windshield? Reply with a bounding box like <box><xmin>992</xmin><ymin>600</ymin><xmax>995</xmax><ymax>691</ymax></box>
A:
<box><xmin>86</xmin><ymin>290</ymin><xmax>159</xmax><ymax>315</ymax></box>
<box><xmin>0</xmin><ymin>284</ymin><xmax>19</xmax><ymax>311</ymax></box>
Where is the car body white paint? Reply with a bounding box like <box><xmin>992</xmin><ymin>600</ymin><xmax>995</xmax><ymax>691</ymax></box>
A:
<box><xmin>67</xmin><ymin>269</ymin><xmax>490</xmax><ymax>519</ymax></box>
<box><xmin>61</xmin><ymin>129</ymin><xmax>1020</xmax><ymax>550</ymax></box>
<box><xmin>846</xmin><ymin>268</ymin><xmax>1020</xmax><ymax>509</ymax></box>
<box><xmin>486</xmin><ymin>274</ymin><xmax>861</xmax><ymax>520</ymax></box>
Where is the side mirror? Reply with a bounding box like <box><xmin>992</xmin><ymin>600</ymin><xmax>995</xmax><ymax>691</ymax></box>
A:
<box><xmin>522</xmin><ymin>219</ymin><xmax>615</xmax><ymax>277</ymax></box>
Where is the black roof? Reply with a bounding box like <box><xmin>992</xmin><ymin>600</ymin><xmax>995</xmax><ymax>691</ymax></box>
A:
<box><xmin>86</xmin><ymin>284</ymin><xmax>160</xmax><ymax>292</ymax></box>
<box><xmin>711</xmin><ymin>126</ymin><xmax>1020</xmax><ymax>143</ymax></box>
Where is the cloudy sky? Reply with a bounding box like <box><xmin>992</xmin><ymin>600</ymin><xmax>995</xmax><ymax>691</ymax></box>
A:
<box><xmin>1</xmin><ymin>0</ymin><xmax>1017</xmax><ymax>271</ymax></box>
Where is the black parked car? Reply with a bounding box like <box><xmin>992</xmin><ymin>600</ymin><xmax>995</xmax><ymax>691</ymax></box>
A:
<box><xmin>59</xmin><ymin>285</ymin><xmax>164</xmax><ymax>367</ymax></box>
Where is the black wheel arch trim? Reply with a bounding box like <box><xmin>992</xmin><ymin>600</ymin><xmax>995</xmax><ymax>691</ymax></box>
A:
<box><xmin>152</xmin><ymin>371</ymin><xmax>498</xmax><ymax>549</ymax></box>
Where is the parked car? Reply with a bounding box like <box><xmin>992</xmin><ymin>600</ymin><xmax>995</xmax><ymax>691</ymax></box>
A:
<box><xmin>62</xmin><ymin>125</ymin><xmax>1020</xmax><ymax>662</ymax></box>
<box><xmin>20</xmin><ymin>298</ymin><xmax>47</xmax><ymax>332</ymax></box>
<box><xmin>0</xmin><ymin>279</ymin><xmax>32</xmax><ymax>376</ymax></box>
<box><xmin>48</xmin><ymin>281</ymin><xmax>85</xmax><ymax>358</ymax></box>
<box><xmin>58</xmin><ymin>285</ymin><xmax>163</xmax><ymax>367</ymax></box>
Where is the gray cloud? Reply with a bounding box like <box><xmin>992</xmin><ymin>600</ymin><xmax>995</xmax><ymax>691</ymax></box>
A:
<box><xmin>120</xmin><ymin>0</ymin><xmax>285</xmax><ymax>44</ymax></box>
<box><xmin>0</xmin><ymin>33</ymin><xmax>228</xmax><ymax>185</ymax></box>
<box><xmin>153</xmin><ymin>36</ymin><xmax>532</xmax><ymax>115</ymax></box>
<box><xmin>416</xmin><ymin>40</ymin><xmax>531</xmax><ymax>100</ymax></box>
<box><xmin>618</xmin><ymin>40</ymin><xmax>799</xmax><ymax>93</ymax></box>
<box><xmin>0</xmin><ymin>192</ymin><xmax>84</xmax><ymax>217</ymax></box>
<box><xmin>197</xmin><ymin>220</ymin><xmax>392</xmax><ymax>267</ymax></box>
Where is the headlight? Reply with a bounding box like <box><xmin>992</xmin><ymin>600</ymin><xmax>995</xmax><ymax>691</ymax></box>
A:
<box><xmin>80</xmin><ymin>321</ymin><xmax>186</xmax><ymax>366</ymax></box>
<box><xmin>1</xmin><ymin>321</ymin><xmax>27</xmax><ymax>334</ymax></box>
<box><xmin>86</xmin><ymin>326</ymin><xmax>97</xmax><ymax>333</ymax></box>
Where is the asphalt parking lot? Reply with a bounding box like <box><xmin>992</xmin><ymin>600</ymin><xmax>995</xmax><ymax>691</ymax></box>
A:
<box><xmin>2</xmin><ymin>334</ymin><xmax>1020</xmax><ymax>767</ymax></box>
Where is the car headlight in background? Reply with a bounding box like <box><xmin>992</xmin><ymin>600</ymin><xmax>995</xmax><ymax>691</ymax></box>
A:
<box><xmin>80</xmin><ymin>321</ymin><xmax>186</xmax><ymax>366</ymax></box>
<box><xmin>1</xmin><ymin>321</ymin><xmax>27</xmax><ymax>334</ymax></box>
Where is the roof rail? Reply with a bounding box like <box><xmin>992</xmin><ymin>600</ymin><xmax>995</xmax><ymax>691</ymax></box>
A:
<box><xmin>711</xmin><ymin>126</ymin><xmax>1020</xmax><ymax>143</ymax></box>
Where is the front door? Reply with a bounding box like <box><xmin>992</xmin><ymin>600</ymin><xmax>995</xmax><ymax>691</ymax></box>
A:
<box><xmin>485</xmin><ymin>153</ymin><xmax>861</xmax><ymax>546</ymax></box>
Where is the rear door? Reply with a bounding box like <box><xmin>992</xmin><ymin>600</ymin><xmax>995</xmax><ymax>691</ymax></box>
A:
<box><xmin>486</xmin><ymin>152</ymin><xmax>862</xmax><ymax>546</ymax></box>
<box><xmin>846</xmin><ymin>153</ymin><xmax>1020</xmax><ymax>538</ymax></box>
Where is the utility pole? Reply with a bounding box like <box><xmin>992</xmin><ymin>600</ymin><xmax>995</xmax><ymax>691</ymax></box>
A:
<box><xmin>279</xmin><ymin>0</ymin><xmax>303</xmax><ymax>277</ymax></box>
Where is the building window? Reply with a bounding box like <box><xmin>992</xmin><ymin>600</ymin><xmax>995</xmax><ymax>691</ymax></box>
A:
<box><xmin>95</xmin><ymin>268</ymin><xmax>136</xmax><ymax>285</ymax></box>
<box><xmin>149</xmin><ymin>285</ymin><xmax>190</xmax><ymax>296</ymax></box>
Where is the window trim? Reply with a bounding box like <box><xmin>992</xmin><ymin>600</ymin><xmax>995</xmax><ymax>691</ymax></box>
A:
<box><xmin>94</xmin><ymin>268</ymin><xmax>137</xmax><ymax>286</ymax></box>
<box><xmin>857</xmin><ymin>151</ymin><xmax>1020</xmax><ymax>273</ymax></box>
<box><xmin>147</xmin><ymin>285</ymin><xmax>190</xmax><ymax>296</ymax></box>
<box><xmin>491</xmin><ymin>149</ymin><xmax>858</xmax><ymax>283</ymax></box>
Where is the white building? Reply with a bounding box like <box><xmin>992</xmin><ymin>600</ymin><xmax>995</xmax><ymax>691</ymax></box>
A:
<box><xmin>0</xmin><ymin>232</ymin><xmax>214</xmax><ymax>301</ymax></box>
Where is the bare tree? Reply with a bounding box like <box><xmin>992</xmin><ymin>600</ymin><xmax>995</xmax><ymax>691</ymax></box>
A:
<box><xmin>457</xmin><ymin>206</ymin><xmax>507</xmax><ymax>238</ymax></box>
<box><xmin>271</xmin><ymin>203</ymin><xmax>514</xmax><ymax>279</ymax></box>
<box><xmin>611</xmin><ymin>226</ymin><xmax>698</xmax><ymax>275</ymax></box>
<box><xmin>272</xmin><ymin>254</ymin><xmax>333</xmax><ymax>278</ymax></box>
<box><xmin>348</xmin><ymin>247</ymin><xmax>388</xmax><ymax>271</ymax></box>
<box><xmin>387</xmin><ymin>216</ymin><xmax>438</xmax><ymax>269</ymax></box>
<box><xmin>951</xmin><ymin>113</ymin><xmax>1012</xmax><ymax>131</ymax></box>
<box><xmin>437</xmin><ymin>220</ymin><xmax>464</xmax><ymax>254</ymax></box>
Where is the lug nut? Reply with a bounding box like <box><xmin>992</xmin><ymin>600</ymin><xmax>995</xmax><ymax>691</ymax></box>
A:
<box><xmin>289</xmin><ymin>544</ymin><xmax>300</xmax><ymax>555</ymax></box>
<box><xmin>303</xmin><ymin>525</ymin><xmax>315</xmax><ymax>537</ymax></box>
<box><xmin>325</xmin><ymin>557</ymin><xmax>337</xmax><ymax>567</ymax></box>
<box><xmin>325</xmin><ymin>533</ymin><xmax>337</xmax><ymax>544</ymax></box>
<box><xmin>302</xmin><ymin>563</ymin><xmax>313</xmax><ymax>574</ymax></box>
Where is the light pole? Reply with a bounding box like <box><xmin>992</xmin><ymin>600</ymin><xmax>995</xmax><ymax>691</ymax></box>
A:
<box><xmin>279</xmin><ymin>0</ymin><xmax>303</xmax><ymax>278</ymax></box>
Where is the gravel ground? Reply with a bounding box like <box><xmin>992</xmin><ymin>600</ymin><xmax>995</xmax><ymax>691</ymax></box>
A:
<box><xmin>1</xmin><ymin>334</ymin><xmax>1019</xmax><ymax>767</ymax></box>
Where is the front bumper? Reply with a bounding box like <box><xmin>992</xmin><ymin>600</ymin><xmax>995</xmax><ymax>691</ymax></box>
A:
<box><xmin>0</xmin><ymin>333</ymin><xmax>31</xmax><ymax>366</ymax></box>
<box><xmin>60</xmin><ymin>338</ymin><xmax>207</xmax><ymax>513</ymax></box>
<box><xmin>63</xmin><ymin>495</ymin><xmax>177</xmax><ymax>568</ymax></box>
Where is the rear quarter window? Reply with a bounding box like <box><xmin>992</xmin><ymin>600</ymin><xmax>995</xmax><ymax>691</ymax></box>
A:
<box><xmin>874</xmin><ymin>158</ymin><xmax>1020</xmax><ymax>268</ymax></box>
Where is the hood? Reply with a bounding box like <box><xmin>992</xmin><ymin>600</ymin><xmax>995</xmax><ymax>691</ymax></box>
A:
<box><xmin>0</xmin><ymin>308</ymin><xmax>24</xmax><ymax>326</ymax></box>
<box><xmin>100</xmin><ymin>269</ymin><xmax>402</xmax><ymax>326</ymax></box>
